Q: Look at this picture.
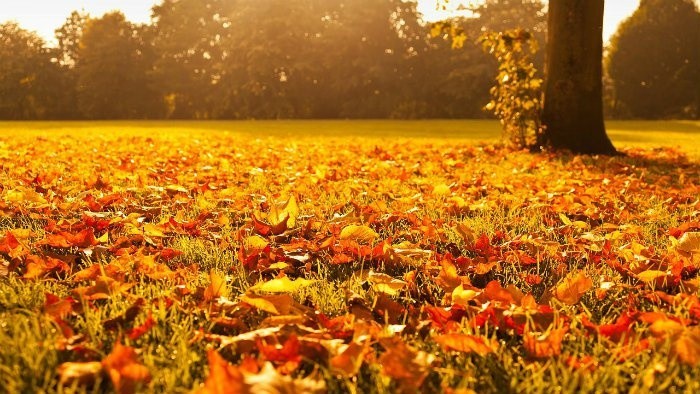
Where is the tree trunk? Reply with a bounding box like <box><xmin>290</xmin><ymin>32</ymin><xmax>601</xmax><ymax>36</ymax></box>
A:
<box><xmin>541</xmin><ymin>0</ymin><xmax>617</xmax><ymax>155</ymax></box>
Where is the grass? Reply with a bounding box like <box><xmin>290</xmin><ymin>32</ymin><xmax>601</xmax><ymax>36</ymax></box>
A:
<box><xmin>2</xmin><ymin>118</ymin><xmax>698</xmax><ymax>150</ymax></box>
<box><xmin>0</xmin><ymin>120</ymin><xmax>699</xmax><ymax>393</ymax></box>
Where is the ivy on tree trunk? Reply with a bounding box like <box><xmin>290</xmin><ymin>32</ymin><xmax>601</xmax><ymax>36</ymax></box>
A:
<box><xmin>541</xmin><ymin>0</ymin><xmax>617</xmax><ymax>155</ymax></box>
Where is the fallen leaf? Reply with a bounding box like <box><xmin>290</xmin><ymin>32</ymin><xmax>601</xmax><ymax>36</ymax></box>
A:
<box><xmin>434</xmin><ymin>334</ymin><xmax>497</xmax><ymax>356</ymax></box>
<box><xmin>57</xmin><ymin>361</ymin><xmax>103</xmax><ymax>387</ymax></box>
<box><xmin>199</xmin><ymin>350</ymin><xmax>248</xmax><ymax>394</ymax></box>
<box><xmin>204</xmin><ymin>269</ymin><xmax>229</xmax><ymax>301</ymax></box>
<box><xmin>102</xmin><ymin>343</ymin><xmax>151</xmax><ymax>394</ymax></box>
<box><xmin>554</xmin><ymin>271</ymin><xmax>593</xmax><ymax>305</ymax></box>
<box><xmin>523</xmin><ymin>326</ymin><xmax>568</xmax><ymax>359</ymax></box>
<box><xmin>677</xmin><ymin>232</ymin><xmax>700</xmax><ymax>253</ymax></box>
<box><xmin>330</xmin><ymin>341</ymin><xmax>368</xmax><ymax>377</ymax></box>
<box><xmin>249</xmin><ymin>276</ymin><xmax>315</xmax><ymax>294</ymax></box>
<box><xmin>339</xmin><ymin>225</ymin><xmax>378</xmax><ymax>244</ymax></box>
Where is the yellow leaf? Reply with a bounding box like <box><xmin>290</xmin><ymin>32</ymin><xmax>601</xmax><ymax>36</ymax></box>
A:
<box><xmin>204</xmin><ymin>269</ymin><xmax>229</xmax><ymax>301</ymax></box>
<box><xmin>339</xmin><ymin>225</ymin><xmax>378</xmax><ymax>244</ymax></box>
<box><xmin>554</xmin><ymin>271</ymin><xmax>593</xmax><ymax>305</ymax></box>
<box><xmin>367</xmin><ymin>271</ymin><xmax>407</xmax><ymax>296</ymax></box>
<box><xmin>249</xmin><ymin>276</ymin><xmax>315</xmax><ymax>294</ymax></box>
<box><xmin>269</xmin><ymin>195</ymin><xmax>299</xmax><ymax>228</ymax></box>
<box><xmin>637</xmin><ymin>270</ymin><xmax>670</xmax><ymax>288</ymax></box>
<box><xmin>451</xmin><ymin>284</ymin><xmax>482</xmax><ymax>306</ymax></box>
<box><xmin>244</xmin><ymin>235</ymin><xmax>269</xmax><ymax>252</ymax></box>
<box><xmin>142</xmin><ymin>223</ymin><xmax>165</xmax><ymax>238</ymax></box>
<box><xmin>432</xmin><ymin>184</ymin><xmax>451</xmax><ymax>196</ymax></box>
<box><xmin>677</xmin><ymin>232</ymin><xmax>700</xmax><ymax>253</ymax></box>
<box><xmin>559</xmin><ymin>213</ymin><xmax>572</xmax><ymax>226</ymax></box>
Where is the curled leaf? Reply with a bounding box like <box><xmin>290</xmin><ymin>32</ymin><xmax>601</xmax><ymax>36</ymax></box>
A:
<box><xmin>339</xmin><ymin>225</ymin><xmax>378</xmax><ymax>244</ymax></box>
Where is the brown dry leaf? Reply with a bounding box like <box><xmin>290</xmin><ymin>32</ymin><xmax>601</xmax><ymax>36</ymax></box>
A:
<box><xmin>204</xmin><ymin>269</ymin><xmax>229</xmax><ymax>301</ymax></box>
<box><xmin>57</xmin><ymin>361</ymin><xmax>103</xmax><ymax>387</ymax></box>
<box><xmin>199</xmin><ymin>350</ymin><xmax>248</xmax><ymax>394</ymax></box>
<box><xmin>379</xmin><ymin>338</ymin><xmax>434</xmax><ymax>392</ymax></box>
<box><xmin>102</xmin><ymin>343</ymin><xmax>151</xmax><ymax>394</ymax></box>
<box><xmin>554</xmin><ymin>271</ymin><xmax>593</xmax><ymax>305</ymax></box>
<box><xmin>434</xmin><ymin>334</ymin><xmax>497</xmax><ymax>356</ymax></box>
<box><xmin>339</xmin><ymin>224</ymin><xmax>378</xmax><ymax>244</ymax></box>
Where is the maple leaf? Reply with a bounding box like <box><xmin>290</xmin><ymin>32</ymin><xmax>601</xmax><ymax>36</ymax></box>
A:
<box><xmin>23</xmin><ymin>255</ymin><xmax>71</xmax><ymax>279</ymax></box>
<box><xmin>102</xmin><ymin>343</ymin><xmax>151</xmax><ymax>394</ymax></box>
<box><xmin>127</xmin><ymin>313</ymin><xmax>156</xmax><ymax>340</ymax></box>
<box><xmin>554</xmin><ymin>270</ymin><xmax>593</xmax><ymax>305</ymax></box>
<box><xmin>37</xmin><ymin>228</ymin><xmax>98</xmax><ymax>249</ymax></box>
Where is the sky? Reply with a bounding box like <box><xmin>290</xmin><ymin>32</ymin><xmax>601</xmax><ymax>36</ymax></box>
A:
<box><xmin>1</xmin><ymin>0</ymin><xmax>642</xmax><ymax>45</ymax></box>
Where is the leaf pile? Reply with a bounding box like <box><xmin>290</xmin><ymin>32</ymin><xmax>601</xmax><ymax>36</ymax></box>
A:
<box><xmin>1</xmin><ymin>130</ymin><xmax>699</xmax><ymax>393</ymax></box>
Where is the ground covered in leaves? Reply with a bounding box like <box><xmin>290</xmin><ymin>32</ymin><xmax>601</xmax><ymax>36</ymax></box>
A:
<box><xmin>1</xmin><ymin>129</ymin><xmax>699</xmax><ymax>393</ymax></box>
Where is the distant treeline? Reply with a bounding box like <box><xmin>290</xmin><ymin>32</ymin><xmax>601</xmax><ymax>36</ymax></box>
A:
<box><xmin>1</xmin><ymin>0</ymin><xmax>698</xmax><ymax>120</ymax></box>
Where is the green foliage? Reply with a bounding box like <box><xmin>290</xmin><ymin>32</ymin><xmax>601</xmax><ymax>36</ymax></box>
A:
<box><xmin>480</xmin><ymin>29</ymin><xmax>543</xmax><ymax>149</ymax></box>
<box><xmin>76</xmin><ymin>12</ymin><xmax>163</xmax><ymax>119</ymax></box>
<box><xmin>0</xmin><ymin>23</ymin><xmax>66</xmax><ymax>119</ymax></box>
<box><xmin>606</xmin><ymin>0</ymin><xmax>700</xmax><ymax>119</ymax></box>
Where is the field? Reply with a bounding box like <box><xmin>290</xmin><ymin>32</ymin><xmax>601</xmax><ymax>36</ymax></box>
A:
<box><xmin>1</xmin><ymin>120</ymin><xmax>699</xmax><ymax>393</ymax></box>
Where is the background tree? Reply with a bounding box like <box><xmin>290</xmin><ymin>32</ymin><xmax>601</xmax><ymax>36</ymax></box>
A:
<box><xmin>606</xmin><ymin>0</ymin><xmax>700</xmax><ymax>119</ymax></box>
<box><xmin>76</xmin><ymin>12</ymin><xmax>163</xmax><ymax>119</ymax></box>
<box><xmin>0</xmin><ymin>23</ymin><xmax>64</xmax><ymax>119</ymax></box>
<box><xmin>540</xmin><ymin>0</ymin><xmax>616</xmax><ymax>154</ymax></box>
<box><xmin>52</xmin><ymin>11</ymin><xmax>89</xmax><ymax>119</ymax></box>
<box><xmin>152</xmin><ymin>0</ymin><xmax>235</xmax><ymax>119</ymax></box>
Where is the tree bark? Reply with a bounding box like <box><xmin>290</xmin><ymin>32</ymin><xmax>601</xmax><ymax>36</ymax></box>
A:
<box><xmin>541</xmin><ymin>0</ymin><xmax>617</xmax><ymax>154</ymax></box>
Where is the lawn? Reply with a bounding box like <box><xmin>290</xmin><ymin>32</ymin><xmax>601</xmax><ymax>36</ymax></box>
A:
<box><xmin>1</xmin><ymin>120</ymin><xmax>699</xmax><ymax>393</ymax></box>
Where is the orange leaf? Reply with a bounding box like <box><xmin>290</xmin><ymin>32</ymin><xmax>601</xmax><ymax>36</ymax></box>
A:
<box><xmin>330</xmin><ymin>341</ymin><xmax>368</xmax><ymax>377</ymax></box>
<box><xmin>523</xmin><ymin>326</ymin><xmax>568</xmax><ymax>359</ymax></box>
<box><xmin>434</xmin><ymin>334</ymin><xmax>497</xmax><ymax>356</ymax></box>
<box><xmin>673</xmin><ymin>328</ymin><xmax>700</xmax><ymax>366</ymax></box>
<box><xmin>199</xmin><ymin>350</ymin><xmax>248</xmax><ymax>394</ymax></box>
<box><xmin>554</xmin><ymin>271</ymin><xmax>593</xmax><ymax>305</ymax></box>
<box><xmin>102</xmin><ymin>343</ymin><xmax>151</xmax><ymax>394</ymax></box>
<box><xmin>379</xmin><ymin>337</ymin><xmax>434</xmax><ymax>390</ymax></box>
